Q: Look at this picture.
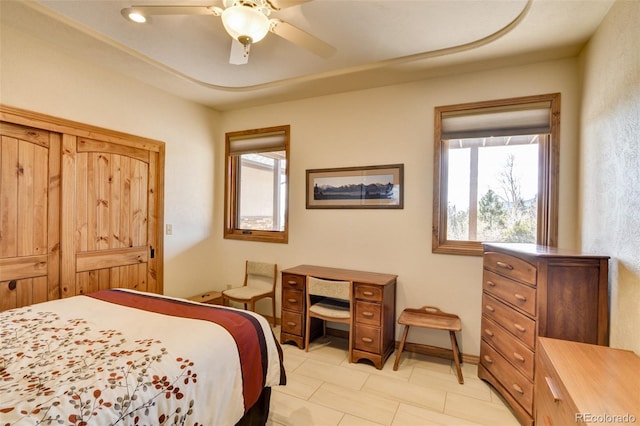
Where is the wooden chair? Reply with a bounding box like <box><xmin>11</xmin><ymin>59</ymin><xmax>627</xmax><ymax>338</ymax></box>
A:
<box><xmin>304</xmin><ymin>276</ymin><xmax>354</xmax><ymax>361</ymax></box>
<box><xmin>222</xmin><ymin>260</ymin><xmax>277</xmax><ymax>326</ymax></box>
<box><xmin>393</xmin><ymin>306</ymin><xmax>464</xmax><ymax>384</ymax></box>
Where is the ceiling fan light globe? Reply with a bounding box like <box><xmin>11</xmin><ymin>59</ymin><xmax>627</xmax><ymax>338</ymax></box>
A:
<box><xmin>221</xmin><ymin>5</ymin><xmax>270</xmax><ymax>44</ymax></box>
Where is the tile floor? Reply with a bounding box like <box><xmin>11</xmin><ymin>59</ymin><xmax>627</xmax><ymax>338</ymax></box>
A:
<box><xmin>268</xmin><ymin>327</ymin><xmax>520</xmax><ymax>426</ymax></box>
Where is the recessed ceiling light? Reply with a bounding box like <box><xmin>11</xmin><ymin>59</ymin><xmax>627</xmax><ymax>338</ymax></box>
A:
<box><xmin>121</xmin><ymin>8</ymin><xmax>146</xmax><ymax>23</ymax></box>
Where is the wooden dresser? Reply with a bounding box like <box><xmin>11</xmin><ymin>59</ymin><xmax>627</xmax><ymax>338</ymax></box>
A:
<box><xmin>280</xmin><ymin>265</ymin><xmax>397</xmax><ymax>369</ymax></box>
<box><xmin>478</xmin><ymin>243</ymin><xmax>609</xmax><ymax>425</ymax></box>
<box><xmin>536</xmin><ymin>337</ymin><xmax>639</xmax><ymax>425</ymax></box>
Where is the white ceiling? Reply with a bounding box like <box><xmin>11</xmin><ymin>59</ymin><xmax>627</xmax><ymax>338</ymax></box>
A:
<box><xmin>1</xmin><ymin>0</ymin><xmax>614</xmax><ymax>110</ymax></box>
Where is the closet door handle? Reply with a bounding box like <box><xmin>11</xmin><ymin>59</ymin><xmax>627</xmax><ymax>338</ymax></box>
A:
<box><xmin>8</xmin><ymin>280</ymin><xmax>17</xmax><ymax>291</ymax></box>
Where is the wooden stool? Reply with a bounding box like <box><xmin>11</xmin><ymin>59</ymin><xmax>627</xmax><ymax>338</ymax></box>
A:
<box><xmin>393</xmin><ymin>306</ymin><xmax>464</xmax><ymax>384</ymax></box>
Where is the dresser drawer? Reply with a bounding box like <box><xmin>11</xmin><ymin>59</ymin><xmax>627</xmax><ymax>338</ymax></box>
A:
<box><xmin>282</xmin><ymin>273</ymin><xmax>304</xmax><ymax>290</ymax></box>
<box><xmin>355</xmin><ymin>301</ymin><xmax>381</xmax><ymax>326</ymax></box>
<box><xmin>481</xmin><ymin>316</ymin><xmax>535</xmax><ymax>379</ymax></box>
<box><xmin>484</xmin><ymin>251</ymin><xmax>537</xmax><ymax>285</ymax></box>
<box><xmin>482</xmin><ymin>293</ymin><xmax>536</xmax><ymax>348</ymax></box>
<box><xmin>282</xmin><ymin>289</ymin><xmax>303</xmax><ymax>312</ymax></box>
<box><xmin>481</xmin><ymin>342</ymin><xmax>534</xmax><ymax>414</ymax></box>
<box><xmin>281</xmin><ymin>310</ymin><xmax>303</xmax><ymax>336</ymax></box>
<box><xmin>354</xmin><ymin>324</ymin><xmax>382</xmax><ymax>353</ymax></box>
<box><xmin>355</xmin><ymin>284</ymin><xmax>382</xmax><ymax>302</ymax></box>
<box><xmin>535</xmin><ymin>346</ymin><xmax>577</xmax><ymax>426</ymax></box>
<box><xmin>483</xmin><ymin>270</ymin><xmax>536</xmax><ymax>316</ymax></box>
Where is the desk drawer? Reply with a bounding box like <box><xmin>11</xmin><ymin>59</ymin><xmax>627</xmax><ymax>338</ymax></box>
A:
<box><xmin>354</xmin><ymin>324</ymin><xmax>382</xmax><ymax>353</ymax></box>
<box><xmin>481</xmin><ymin>316</ymin><xmax>534</xmax><ymax>379</ymax></box>
<box><xmin>355</xmin><ymin>284</ymin><xmax>382</xmax><ymax>302</ymax></box>
<box><xmin>482</xmin><ymin>293</ymin><xmax>536</xmax><ymax>348</ymax></box>
<box><xmin>483</xmin><ymin>270</ymin><xmax>536</xmax><ymax>316</ymax></box>
<box><xmin>281</xmin><ymin>310</ymin><xmax>303</xmax><ymax>336</ymax></box>
<box><xmin>481</xmin><ymin>342</ymin><xmax>534</xmax><ymax>414</ymax></box>
<box><xmin>282</xmin><ymin>273</ymin><xmax>304</xmax><ymax>290</ymax></box>
<box><xmin>356</xmin><ymin>301</ymin><xmax>381</xmax><ymax>326</ymax></box>
<box><xmin>283</xmin><ymin>289</ymin><xmax>303</xmax><ymax>312</ymax></box>
<box><xmin>484</xmin><ymin>252</ymin><xmax>536</xmax><ymax>285</ymax></box>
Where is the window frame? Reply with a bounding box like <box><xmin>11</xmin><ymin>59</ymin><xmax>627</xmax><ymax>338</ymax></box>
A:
<box><xmin>432</xmin><ymin>93</ymin><xmax>560</xmax><ymax>255</ymax></box>
<box><xmin>224</xmin><ymin>125</ymin><xmax>290</xmax><ymax>244</ymax></box>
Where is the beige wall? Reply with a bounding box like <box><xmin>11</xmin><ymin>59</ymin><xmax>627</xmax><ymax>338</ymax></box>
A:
<box><xmin>0</xmin><ymin>24</ymin><xmax>221</xmax><ymax>299</ymax></box>
<box><xmin>579</xmin><ymin>0</ymin><xmax>640</xmax><ymax>354</ymax></box>
<box><xmin>2</xmin><ymin>15</ymin><xmax>588</xmax><ymax>357</ymax></box>
<box><xmin>218</xmin><ymin>59</ymin><xmax>582</xmax><ymax>355</ymax></box>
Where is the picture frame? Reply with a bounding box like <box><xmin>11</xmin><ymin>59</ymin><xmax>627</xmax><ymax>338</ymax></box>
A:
<box><xmin>306</xmin><ymin>164</ymin><xmax>404</xmax><ymax>209</ymax></box>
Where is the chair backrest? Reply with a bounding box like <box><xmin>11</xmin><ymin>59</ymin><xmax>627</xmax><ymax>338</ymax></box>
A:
<box><xmin>245</xmin><ymin>261</ymin><xmax>277</xmax><ymax>292</ymax></box>
<box><xmin>307</xmin><ymin>276</ymin><xmax>352</xmax><ymax>302</ymax></box>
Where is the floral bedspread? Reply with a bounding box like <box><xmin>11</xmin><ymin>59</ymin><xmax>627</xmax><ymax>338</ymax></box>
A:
<box><xmin>0</xmin><ymin>289</ymin><xmax>285</xmax><ymax>425</ymax></box>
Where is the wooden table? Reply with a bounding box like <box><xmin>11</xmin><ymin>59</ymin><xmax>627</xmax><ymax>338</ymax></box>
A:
<box><xmin>280</xmin><ymin>265</ymin><xmax>397</xmax><ymax>369</ymax></box>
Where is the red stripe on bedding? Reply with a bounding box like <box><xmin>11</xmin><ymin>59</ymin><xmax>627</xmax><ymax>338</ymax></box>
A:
<box><xmin>86</xmin><ymin>289</ymin><xmax>265</xmax><ymax>411</ymax></box>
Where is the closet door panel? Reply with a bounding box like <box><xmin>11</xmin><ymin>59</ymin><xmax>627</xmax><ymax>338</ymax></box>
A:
<box><xmin>61</xmin><ymin>136</ymin><xmax>158</xmax><ymax>297</ymax></box>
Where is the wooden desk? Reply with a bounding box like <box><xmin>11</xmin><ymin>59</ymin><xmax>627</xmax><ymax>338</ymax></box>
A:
<box><xmin>280</xmin><ymin>265</ymin><xmax>397</xmax><ymax>369</ymax></box>
<box><xmin>536</xmin><ymin>337</ymin><xmax>640</xmax><ymax>425</ymax></box>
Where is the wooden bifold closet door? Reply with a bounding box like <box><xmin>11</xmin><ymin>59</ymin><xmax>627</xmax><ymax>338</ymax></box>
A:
<box><xmin>0</xmin><ymin>106</ymin><xmax>164</xmax><ymax>311</ymax></box>
<box><xmin>0</xmin><ymin>122</ymin><xmax>60</xmax><ymax>311</ymax></box>
<box><xmin>60</xmin><ymin>135</ymin><xmax>162</xmax><ymax>297</ymax></box>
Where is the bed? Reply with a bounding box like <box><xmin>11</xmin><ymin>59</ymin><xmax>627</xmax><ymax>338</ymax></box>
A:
<box><xmin>0</xmin><ymin>289</ymin><xmax>286</xmax><ymax>425</ymax></box>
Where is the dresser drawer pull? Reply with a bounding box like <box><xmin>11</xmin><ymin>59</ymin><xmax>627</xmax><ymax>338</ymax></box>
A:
<box><xmin>545</xmin><ymin>376</ymin><xmax>561</xmax><ymax>402</ymax></box>
<box><xmin>362</xmin><ymin>291</ymin><xmax>374</xmax><ymax>297</ymax></box>
<box><xmin>362</xmin><ymin>312</ymin><xmax>375</xmax><ymax>318</ymax></box>
<box><xmin>514</xmin><ymin>293</ymin><xmax>527</xmax><ymax>302</ymax></box>
<box><xmin>287</xmin><ymin>298</ymin><xmax>298</xmax><ymax>304</ymax></box>
<box><xmin>496</xmin><ymin>261</ymin><xmax>514</xmax><ymax>270</ymax></box>
<box><xmin>487</xmin><ymin>280</ymin><xmax>496</xmax><ymax>287</ymax></box>
<box><xmin>287</xmin><ymin>280</ymin><xmax>298</xmax><ymax>286</ymax></box>
<box><xmin>485</xmin><ymin>304</ymin><xmax>495</xmax><ymax>312</ymax></box>
<box><xmin>512</xmin><ymin>383</ymin><xmax>524</xmax><ymax>394</ymax></box>
<box><xmin>484</xmin><ymin>329</ymin><xmax>494</xmax><ymax>337</ymax></box>
<box><xmin>361</xmin><ymin>337</ymin><xmax>374</xmax><ymax>343</ymax></box>
<box><xmin>514</xmin><ymin>323</ymin><xmax>526</xmax><ymax>333</ymax></box>
<box><xmin>286</xmin><ymin>321</ymin><xmax>297</xmax><ymax>327</ymax></box>
<box><xmin>513</xmin><ymin>352</ymin><xmax>525</xmax><ymax>363</ymax></box>
<box><xmin>483</xmin><ymin>355</ymin><xmax>493</xmax><ymax>364</ymax></box>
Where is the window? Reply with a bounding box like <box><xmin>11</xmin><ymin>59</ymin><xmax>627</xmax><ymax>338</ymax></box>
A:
<box><xmin>432</xmin><ymin>94</ymin><xmax>560</xmax><ymax>255</ymax></box>
<box><xmin>224</xmin><ymin>125</ymin><xmax>289</xmax><ymax>243</ymax></box>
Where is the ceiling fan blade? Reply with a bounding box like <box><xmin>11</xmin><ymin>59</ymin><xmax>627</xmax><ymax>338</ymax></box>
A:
<box><xmin>267</xmin><ymin>0</ymin><xmax>312</xmax><ymax>10</ymax></box>
<box><xmin>122</xmin><ymin>6</ymin><xmax>220</xmax><ymax>17</ymax></box>
<box><xmin>270</xmin><ymin>19</ymin><xmax>335</xmax><ymax>58</ymax></box>
<box><xmin>229</xmin><ymin>39</ymin><xmax>249</xmax><ymax>65</ymax></box>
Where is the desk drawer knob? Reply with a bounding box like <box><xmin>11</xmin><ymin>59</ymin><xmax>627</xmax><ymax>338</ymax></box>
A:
<box><xmin>362</xmin><ymin>312</ymin><xmax>374</xmax><ymax>318</ymax></box>
<box><xmin>287</xmin><ymin>281</ymin><xmax>298</xmax><ymax>286</ymax></box>
<box><xmin>484</xmin><ymin>329</ymin><xmax>494</xmax><ymax>338</ymax></box>
<box><xmin>362</xmin><ymin>291</ymin><xmax>374</xmax><ymax>297</ymax></box>
<box><xmin>286</xmin><ymin>321</ymin><xmax>297</xmax><ymax>327</ymax></box>
<box><xmin>287</xmin><ymin>298</ymin><xmax>298</xmax><ymax>304</ymax></box>
<box><xmin>483</xmin><ymin>355</ymin><xmax>493</xmax><ymax>364</ymax></box>
<box><xmin>496</xmin><ymin>261</ymin><xmax>513</xmax><ymax>270</ymax></box>
<box><xmin>361</xmin><ymin>337</ymin><xmax>374</xmax><ymax>343</ymax></box>
<box><xmin>512</xmin><ymin>383</ymin><xmax>524</xmax><ymax>395</ymax></box>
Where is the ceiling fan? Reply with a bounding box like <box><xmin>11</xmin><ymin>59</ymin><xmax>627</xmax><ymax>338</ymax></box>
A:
<box><xmin>121</xmin><ymin>0</ymin><xmax>336</xmax><ymax>65</ymax></box>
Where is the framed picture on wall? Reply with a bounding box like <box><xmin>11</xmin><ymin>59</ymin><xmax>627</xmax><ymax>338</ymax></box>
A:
<box><xmin>306</xmin><ymin>164</ymin><xmax>404</xmax><ymax>209</ymax></box>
